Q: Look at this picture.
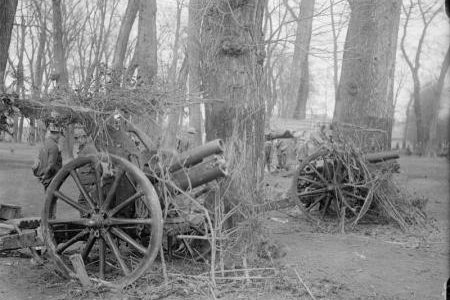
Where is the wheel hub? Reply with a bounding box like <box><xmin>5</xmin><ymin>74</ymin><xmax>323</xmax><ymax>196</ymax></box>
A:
<box><xmin>87</xmin><ymin>213</ymin><xmax>106</xmax><ymax>228</ymax></box>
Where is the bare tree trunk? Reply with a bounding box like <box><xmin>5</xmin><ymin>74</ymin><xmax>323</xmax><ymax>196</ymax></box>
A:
<box><xmin>111</xmin><ymin>0</ymin><xmax>139</xmax><ymax>86</ymax></box>
<box><xmin>293</xmin><ymin>0</ymin><xmax>315</xmax><ymax>120</ymax></box>
<box><xmin>188</xmin><ymin>0</ymin><xmax>203</xmax><ymax>146</ymax></box>
<box><xmin>427</xmin><ymin>43</ymin><xmax>450</xmax><ymax>154</ymax></box>
<box><xmin>400</xmin><ymin>1</ymin><xmax>441</xmax><ymax>155</ymax></box>
<box><xmin>282</xmin><ymin>0</ymin><xmax>314</xmax><ymax>119</ymax></box>
<box><xmin>333</xmin><ymin>0</ymin><xmax>401</xmax><ymax>150</ymax></box>
<box><xmin>17</xmin><ymin>16</ymin><xmax>26</xmax><ymax>143</ymax></box>
<box><xmin>51</xmin><ymin>0</ymin><xmax>69</xmax><ymax>89</ymax></box>
<box><xmin>163</xmin><ymin>0</ymin><xmax>184</xmax><ymax>149</ymax></box>
<box><xmin>202</xmin><ymin>0</ymin><xmax>266</xmax><ymax>179</ymax></box>
<box><xmin>402</xmin><ymin>96</ymin><xmax>413</xmax><ymax>149</ymax></box>
<box><xmin>136</xmin><ymin>0</ymin><xmax>157</xmax><ymax>86</ymax></box>
<box><xmin>0</xmin><ymin>0</ymin><xmax>18</xmax><ymax>91</ymax></box>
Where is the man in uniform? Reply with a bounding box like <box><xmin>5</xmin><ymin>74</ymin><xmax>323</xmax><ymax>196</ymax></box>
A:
<box><xmin>32</xmin><ymin>123</ymin><xmax>63</xmax><ymax>190</ymax></box>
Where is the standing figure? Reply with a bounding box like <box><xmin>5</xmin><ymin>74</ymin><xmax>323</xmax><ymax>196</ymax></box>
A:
<box><xmin>32</xmin><ymin>123</ymin><xmax>63</xmax><ymax>190</ymax></box>
<box><xmin>276</xmin><ymin>139</ymin><xmax>288</xmax><ymax>170</ymax></box>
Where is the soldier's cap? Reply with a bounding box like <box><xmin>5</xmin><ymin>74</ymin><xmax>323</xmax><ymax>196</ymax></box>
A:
<box><xmin>48</xmin><ymin>123</ymin><xmax>63</xmax><ymax>134</ymax></box>
<box><xmin>185</xmin><ymin>127</ymin><xmax>197</xmax><ymax>134</ymax></box>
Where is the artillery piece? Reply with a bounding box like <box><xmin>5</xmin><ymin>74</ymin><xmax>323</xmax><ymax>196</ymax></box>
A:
<box><xmin>0</xmin><ymin>94</ymin><xmax>229</xmax><ymax>288</ymax></box>
<box><xmin>39</xmin><ymin>117</ymin><xmax>227</xmax><ymax>288</ymax></box>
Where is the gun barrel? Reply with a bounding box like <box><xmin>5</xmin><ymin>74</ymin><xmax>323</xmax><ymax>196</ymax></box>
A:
<box><xmin>169</xmin><ymin>139</ymin><xmax>224</xmax><ymax>172</ymax></box>
<box><xmin>170</xmin><ymin>156</ymin><xmax>228</xmax><ymax>191</ymax></box>
<box><xmin>365</xmin><ymin>151</ymin><xmax>399</xmax><ymax>163</ymax></box>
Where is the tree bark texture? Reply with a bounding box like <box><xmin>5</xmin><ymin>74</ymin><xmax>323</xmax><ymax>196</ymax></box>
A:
<box><xmin>111</xmin><ymin>0</ymin><xmax>139</xmax><ymax>86</ymax></box>
<box><xmin>0</xmin><ymin>0</ymin><xmax>18</xmax><ymax>91</ymax></box>
<box><xmin>202</xmin><ymin>0</ymin><xmax>266</xmax><ymax>181</ymax></box>
<box><xmin>286</xmin><ymin>0</ymin><xmax>315</xmax><ymax>120</ymax></box>
<box><xmin>188</xmin><ymin>0</ymin><xmax>203</xmax><ymax>146</ymax></box>
<box><xmin>51</xmin><ymin>0</ymin><xmax>69</xmax><ymax>89</ymax></box>
<box><xmin>333</xmin><ymin>0</ymin><xmax>401</xmax><ymax>150</ymax></box>
<box><xmin>136</xmin><ymin>0</ymin><xmax>157</xmax><ymax>86</ymax></box>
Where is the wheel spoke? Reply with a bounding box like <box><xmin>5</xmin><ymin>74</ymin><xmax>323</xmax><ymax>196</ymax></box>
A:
<box><xmin>124</xmin><ymin>172</ymin><xmax>137</xmax><ymax>192</ymax></box>
<box><xmin>321</xmin><ymin>195</ymin><xmax>332</xmax><ymax>219</ymax></box>
<box><xmin>297</xmin><ymin>175</ymin><xmax>324</xmax><ymax>187</ymax></box>
<box><xmin>101</xmin><ymin>170</ymin><xmax>124</xmax><ymax>211</ymax></box>
<box><xmin>56</xmin><ymin>229</ymin><xmax>89</xmax><ymax>254</ymax></box>
<box><xmin>297</xmin><ymin>187</ymin><xmax>328</xmax><ymax>198</ymax></box>
<box><xmin>54</xmin><ymin>190</ymin><xmax>91</xmax><ymax>215</ymax></box>
<box><xmin>108</xmin><ymin>191</ymin><xmax>144</xmax><ymax>217</ymax></box>
<box><xmin>308</xmin><ymin>163</ymin><xmax>328</xmax><ymax>184</ymax></box>
<box><xmin>95</xmin><ymin>166</ymin><xmax>104</xmax><ymax>206</ymax></box>
<box><xmin>110</xmin><ymin>227</ymin><xmax>147</xmax><ymax>254</ymax></box>
<box><xmin>306</xmin><ymin>194</ymin><xmax>327</xmax><ymax>212</ymax></box>
<box><xmin>82</xmin><ymin>232</ymin><xmax>96</xmax><ymax>261</ymax></box>
<box><xmin>103</xmin><ymin>231</ymin><xmax>130</xmax><ymax>275</ymax></box>
<box><xmin>342</xmin><ymin>190</ymin><xmax>366</xmax><ymax>201</ymax></box>
<box><xmin>48</xmin><ymin>218</ymin><xmax>90</xmax><ymax>226</ymax></box>
<box><xmin>107</xmin><ymin>217</ymin><xmax>153</xmax><ymax>226</ymax></box>
<box><xmin>99</xmin><ymin>238</ymin><xmax>106</xmax><ymax>279</ymax></box>
<box><xmin>336</xmin><ymin>188</ymin><xmax>357</xmax><ymax>215</ymax></box>
<box><xmin>70</xmin><ymin>170</ymin><xmax>96</xmax><ymax>209</ymax></box>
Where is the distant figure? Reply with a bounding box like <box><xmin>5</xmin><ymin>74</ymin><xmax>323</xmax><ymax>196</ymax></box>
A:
<box><xmin>177</xmin><ymin>127</ymin><xmax>197</xmax><ymax>153</ymax></box>
<box><xmin>276</xmin><ymin>139</ymin><xmax>288</xmax><ymax>170</ymax></box>
<box><xmin>32</xmin><ymin>123</ymin><xmax>63</xmax><ymax>191</ymax></box>
<box><xmin>264</xmin><ymin>141</ymin><xmax>273</xmax><ymax>172</ymax></box>
<box><xmin>405</xmin><ymin>145</ymin><xmax>412</xmax><ymax>156</ymax></box>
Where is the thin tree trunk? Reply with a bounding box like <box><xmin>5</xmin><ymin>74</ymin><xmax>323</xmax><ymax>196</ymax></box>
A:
<box><xmin>427</xmin><ymin>43</ymin><xmax>450</xmax><ymax>154</ymax></box>
<box><xmin>52</xmin><ymin>0</ymin><xmax>69</xmax><ymax>89</ymax></box>
<box><xmin>163</xmin><ymin>0</ymin><xmax>185</xmax><ymax>149</ymax></box>
<box><xmin>136</xmin><ymin>0</ymin><xmax>157</xmax><ymax>87</ymax></box>
<box><xmin>292</xmin><ymin>0</ymin><xmax>315</xmax><ymax>120</ymax></box>
<box><xmin>188</xmin><ymin>0</ymin><xmax>203</xmax><ymax>145</ymax></box>
<box><xmin>283</xmin><ymin>0</ymin><xmax>314</xmax><ymax>119</ymax></box>
<box><xmin>111</xmin><ymin>0</ymin><xmax>139</xmax><ymax>86</ymax></box>
<box><xmin>0</xmin><ymin>0</ymin><xmax>18</xmax><ymax>91</ymax></box>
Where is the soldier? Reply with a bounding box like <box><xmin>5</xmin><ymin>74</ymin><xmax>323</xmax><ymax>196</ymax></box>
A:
<box><xmin>32</xmin><ymin>123</ymin><xmax>63</xmax><ymax>190</ymax></box>
<box><xmin>276</xmin><ymin>139</ymin><xmax>288</xmax><ymax>170</ymax></box>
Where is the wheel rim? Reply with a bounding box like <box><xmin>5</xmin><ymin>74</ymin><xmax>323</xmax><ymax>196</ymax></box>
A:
<box><xmin>41</xmin><ymin>154</ymin><xmax>163</xmax><ymax>288</ymax></box>
<box><xmin>291</xmin><ymin>149</ymin><xmax>371</xmax><ymax>221</ymax></box>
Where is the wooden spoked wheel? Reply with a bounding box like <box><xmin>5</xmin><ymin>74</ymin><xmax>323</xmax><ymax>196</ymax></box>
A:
<box><xmin>290</xmin><ymin>148</ymin><xmax>372</xmax><ymax>222</ymax></box>
<box><xmin>41</xmin><ymin>154</ymin><xmax>163</xmax><ymax>288</ymax></box>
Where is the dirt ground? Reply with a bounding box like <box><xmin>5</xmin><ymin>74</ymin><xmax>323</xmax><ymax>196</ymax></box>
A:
<box><xmin>0</xmin><ymin>142</ymin><xmax>448</xmax><ymax>299</ymax></box>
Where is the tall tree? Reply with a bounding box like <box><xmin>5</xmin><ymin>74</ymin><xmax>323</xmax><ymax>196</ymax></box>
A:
<box><xmin>400</xmin><ymin>0</ymin><xmax>441</xmax><ymax>154</ymax></box>
<box><xmin>284</xmin><ymin>0</ymin><xmax>315</xmax><ymax>119</ymax></box>
<box><xmin>111</xmin><ymin>0</ymin><xmax>139</xmax><ymax>86</ymax></box>
<box><xmin>51</xmin><ymin>0</ymin><xmax>69</xmax><ymax>89</ymax></box>
<box><xmin>333</xmin><ymin>0</ymin><xmax>402</xmax><ymax>150</ymax></box>
<box><xmin>163</xmin><ymin>0</ymin><xmax>185</xmax><ymax>149</ymax></box>
<box><xmin>135</xmin><ymin>0</ymin><xmax>157</xmax><ymax>86</ymax></box>
<box><xmin>202</xmin><ymin>0</ymin><xmax>266</xmax><ymax>180</ymax></box>
<box><xmin>0</xmin><ymin>0</ymin><xmax>18</xmax><ymax>91</ymax></box>
<box><xmin>187</xmin><ymin>0</ymin><xmax>203</xmax><ymax>145</ymax></box>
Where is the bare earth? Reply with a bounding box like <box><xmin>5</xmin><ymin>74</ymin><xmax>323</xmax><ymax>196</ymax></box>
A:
<box><xmin>0</xmin><ymin>142</ymin><xmax>448</xmax><ymax>299</ymax></box>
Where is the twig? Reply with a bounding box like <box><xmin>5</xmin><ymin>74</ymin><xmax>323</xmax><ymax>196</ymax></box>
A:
<box><xmin>293</xmin><ymin>269</ymin><xmax>317</xmax><ymax>300</ymax></box>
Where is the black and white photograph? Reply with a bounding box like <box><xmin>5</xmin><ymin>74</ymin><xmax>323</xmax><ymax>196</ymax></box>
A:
<box><xmin>0</xmin><ymin>0</ymin><xmax>448</xmax><ymax>299</ymax></box>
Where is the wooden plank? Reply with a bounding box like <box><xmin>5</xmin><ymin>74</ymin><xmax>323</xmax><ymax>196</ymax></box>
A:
<box><xmin>69</xmin><ymin>254</ymin><xmax>92</xmax><ymax>288</ymax></box>
<box><xmin>0</xmin><ymin>230</ymin><xmax>43</xmax><ymax>251</ymax></box>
